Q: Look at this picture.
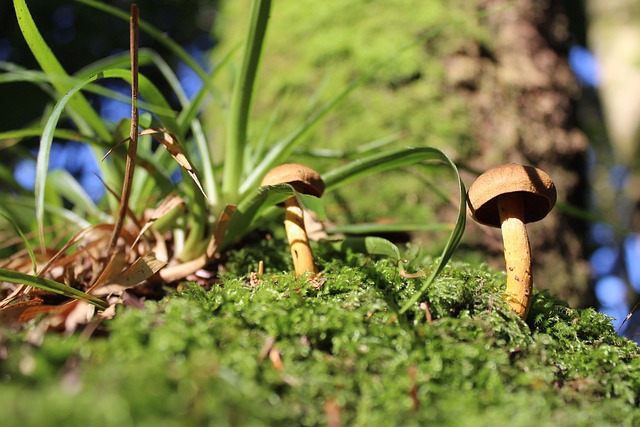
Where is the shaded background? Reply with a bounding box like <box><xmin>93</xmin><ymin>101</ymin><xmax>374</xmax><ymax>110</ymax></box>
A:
<box><xmin>0</xmin><ymin>0</ymin><xmax>215</xmax><ymax>134</ymax></box>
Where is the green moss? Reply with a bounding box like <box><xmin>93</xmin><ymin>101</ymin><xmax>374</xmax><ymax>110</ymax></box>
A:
<box><xmin>1</xmin><ymin>247</ymin><xmax>638</xmax><ymax>426</ymax></box>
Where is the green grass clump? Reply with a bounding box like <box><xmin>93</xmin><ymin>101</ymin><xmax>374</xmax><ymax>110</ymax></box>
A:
<box><xmin>1</xmin><ymin>247</ymin><xmax>638</xmax><ymax>426</ymax></box>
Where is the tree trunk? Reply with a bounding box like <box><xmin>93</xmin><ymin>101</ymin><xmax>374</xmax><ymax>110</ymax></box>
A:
<box><xmin>455</xmin><ymin>0</ymin><xmax>591</xmax><ymax>307</ymax></box>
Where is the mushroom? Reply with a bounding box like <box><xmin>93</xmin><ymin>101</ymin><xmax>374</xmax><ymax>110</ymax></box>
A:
<box><xmin>261</xmin><ymin>164</ymin><xmax>325</xmax><ymax>277</ymax></box>
<box><xmin>467</xmin><ymin>163</ymin><xmax>556</xmax><ymax>319</ymax></box>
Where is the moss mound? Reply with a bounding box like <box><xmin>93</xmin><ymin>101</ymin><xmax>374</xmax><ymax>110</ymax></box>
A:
<box><xmin>1</xmin><ymin>246</ymin><xmax>638</xmax><ymax>426</ymax></box>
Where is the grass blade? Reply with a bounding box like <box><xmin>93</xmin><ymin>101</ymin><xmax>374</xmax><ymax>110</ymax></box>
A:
<box><xmin>74</xmin><ymin>0</ymin><xmax>216</xmax><ymax>96</ymax></box>
<box><xmin>35</xmin><ymin>67</ymin><xmax>180</xmax><ymax>250</ymax></box>
<box><xmin>0</xmin><ymin>128</ymin><xmax>101</xmax><ymax>147</ymax></box>
<box><xmin>322</xmin><ymin>147</ymin><xmax>445</xmax><ymax>191</ymax></box>
<box><xmin>238</xmin><ymin>76</ymin><xmax>363</xmax><ymax>198</ymax></box>
<box><xmin>47</xmin><ymin>169</ymin><xmax>107</xmax><ymax>221</ymax></box>
<box><xmin>13</xmin><ymin>0</ymin><xmax>109</xmax><ymax>141</ymax></box>
<box><xmin>0</xmin><ymin>209</ymin><xmax>38</xmax><ymax>275</ymax></box>
<box><xmin>35</xmin><ymin>72</ymin><xmax>102</xmax><ymax>250</ymax></box>
<box><xmin>0</xmin><ymin>268</ymin><xmax>108</xmax><ymax>309</ymax></box>
<box><xmin>223</xmin><ymin>0</ymin><xmax>272</xmax><ymax>203</ymax></box>
<box><xmin>326</xmin><ymin>222</ymin><xmax>454</xmax><ymax>235</ymax></box>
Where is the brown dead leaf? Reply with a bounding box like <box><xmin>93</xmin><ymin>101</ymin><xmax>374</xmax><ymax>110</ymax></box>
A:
<box><xmin>18</xmin><ymin>299</ymin><xmax>78</xmax><ymax>326</ymax></box>
<box><xmin>37</xmin><ymin>224</ymin><xmax>114</xmax><ymax>278</ymax></box>
<box><xmin>140</xmin><ymin>128</ymin><xmax>208</xmax><ymax>200</ymax></box>
<box><xmin>0</xmin><ymin>297</ymin><xmax>43</xmax><ymax>327</ymax></box>
<box><xmin>92</xmin><ymin>253</ymin><xmax>167</xmax><ymax>297</ymax></box>
<box><xmin>132</xmin><ymin>193</ymin><xmax>184</xmax><ymax>250</ymax></box>
<box><xmin>89</xmin><ymin>252</ymin><xmax>127</xmax><ymax>292</ymax></box>
<box><xmin>307</xmin><ymin>273</ymin><xmax>326</xmax><ymax>289</ymax></box>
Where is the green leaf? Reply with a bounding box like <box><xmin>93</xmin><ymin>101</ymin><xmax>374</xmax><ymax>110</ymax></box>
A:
<box><xmin>222</xmin><ymin>184</ymin><xmax>324</xmax><ymax>247</ymax></box>
<box><xmin>35</xmin><ymin>72</ymin><xmax>100</xmax><ymax>249</ymax></box>
<box><xmin>13</xmin><ymin>0</ymin><xmax>109</xmax><ymax>141</ymax></box>
<box><xmin>47</xmin><ymin>170</ymin><xmax>108</xmax><ymax>221</ymax></box>
<box><xmin>74</xmin><ymin>0</ymin><xmax>216</xmax><ymax>97</ymax></box>
<box><xmin>0</xmin><ymin>64</ymin><xmax>174</xmax><ymax>124</ymax></box>
<box><xmin>74</xmin><ymin>48</ymin><xmax>154</xmax><ymax>79</ymax></box>
<box><xmin>331</xmin><ymin>236</ymin><xmax>401</xmax><ymax>261</ymax></box>
<box><xmin>0</xmin><ymin>209</ymin><xmax>37</xmax><ymax>275</ymax></box>
<box><xmin>0</xmin><ymin>268</ymin><xmax>109</xmax><ymax>310</ymax></box>
<box><xmin>238</xmin><ymin>74</ymin><xmax>363</xmax><ymax>198</ymax></box>
<box><xmin>297</xmin><ymin>192</ymin><xmax>327</xmax><ymax>221</ymax></box>
<box><xmin>0</xmin><ymin>127</ymin><xmax>100</xmax><ymax>147</ymax></box>
<box><xmin>322</xmin><ymin>146</ymin><xmax>446</xmax><ymax>191</ymax></box>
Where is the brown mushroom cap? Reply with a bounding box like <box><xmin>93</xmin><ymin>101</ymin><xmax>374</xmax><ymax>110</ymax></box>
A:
<box><xmin>260</xmin><ymin>163</ymin><xmax>325</xmax><ymax>197</ymax></box>
<box><xmin>467</xmin><ymin>163</ymin><xmax>556</xmax><ymax>227</ymax></box>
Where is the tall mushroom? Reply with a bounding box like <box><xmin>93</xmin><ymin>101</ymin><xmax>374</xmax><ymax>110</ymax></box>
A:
<box><xmin>261</xmin><ymin>164</ymin><xmax>325</xmax><ymax>277</ymax></box>
<box><xmin>467</xmin><ymin>163</ymin><xmax>556</xmax><ymax>319</ymax></box>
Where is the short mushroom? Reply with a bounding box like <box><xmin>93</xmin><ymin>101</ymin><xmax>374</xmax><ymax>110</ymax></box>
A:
<box><xmin>261</xmin><ymin>164</ymin><xmax>325</xmax><ymax>277</ymax></box>
<box><xmin>467</xmin><ymin>163</ymin><xmax>556</xmax><ymax>319</ymax></box>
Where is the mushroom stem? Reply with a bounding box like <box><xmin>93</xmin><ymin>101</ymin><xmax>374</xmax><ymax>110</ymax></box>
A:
<box><xmin>497</xmin><ymin>193</ymin><xmax>533</xmax><ymax>319</ymax></box>
<box><xmin>283</xmin><ymin>198</ymin><xmax>316</xmax><ymax>276</ymax></box>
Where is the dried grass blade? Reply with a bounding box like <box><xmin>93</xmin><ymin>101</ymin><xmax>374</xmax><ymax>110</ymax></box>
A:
<box><xmin>140</xmin><ymin>128</ymin><xmax>208</xmax><ymax>200</ymax></box>
<box><xmin>38</xmin><ymin>224</ymin><xmax>114</xmax><ymax>278</ymax></box>
<box><xmin>92</xmin><ymin>253</ymin><xmax>167</xmax><ymax>296</ymax></box>
<box><xmin>0</xmin><ymin>268</ymin><xmax>108</xmax><ymax>309</ymax></box>
<box><xmin>108</xmin><ymin>4</ymin><xmax>139</xmax><ymax>254</ymax></box>
<box><xmin>131</xmin><ymin>194</ymin><xmax>185</xmax><ymax>248</ymax></box>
